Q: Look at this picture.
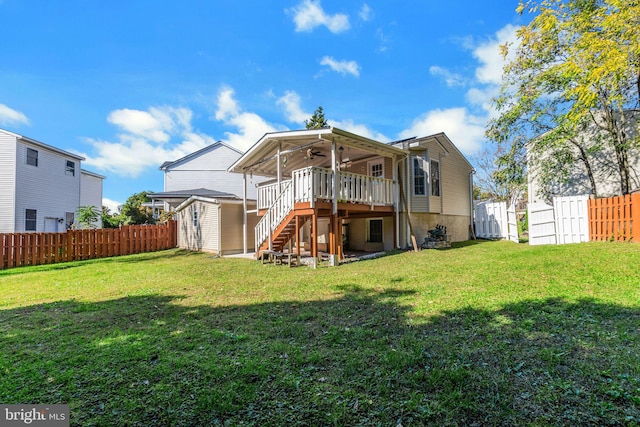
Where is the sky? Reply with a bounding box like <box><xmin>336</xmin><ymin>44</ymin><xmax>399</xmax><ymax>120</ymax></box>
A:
<box><xmin>0</xmin><ymin>1</ymin><xmax>526</xmax><ymax>211</ymax></box>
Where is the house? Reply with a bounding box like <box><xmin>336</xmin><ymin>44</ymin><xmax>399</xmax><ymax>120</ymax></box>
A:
<box><xmin>528</xmin><ymin>111</ymin><xmax>640</xmax><ymax>204</ymax></box>
<box><xmin>0</xmin><ymin>128</ymin><xmax>105</xmax><ymax>233</ymax></box>
<box><xmin>150</xmin><ymin>141</ymin><xmax>267</xmax><ymax>255</ymax></box>
<box><xmin>228</xmin><ymin>127</ymin><xmax>474</xmax><ymax>262</ymax></box>
<box><xmin>150</xmin><ymin>142</ymin><xmax>265</xmax><ymax>212</ymax></box>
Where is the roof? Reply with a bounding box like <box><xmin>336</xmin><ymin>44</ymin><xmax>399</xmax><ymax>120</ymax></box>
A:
<box><xmin>0</xmin><ymin>128</ymin><xmax>85</xmax><ymax>161</ymax></box>
<box><xmin>159</xmin><ymin>141</ymin><xmax>241</xmax><ymax>170</ymax></box>
<box><xmin>228</xmin><ymin>127</ymin><xmax>407</xmax><ymax>177</ymax></box>
<box><xmin>148</xmin><ymin>188</ymin><xmax>241</xmax><ymax>200</ymax></box>
<box><xmin>81</xmin><ymin>169</ymin><xmax>106</xmax><ymax>180</ymax></box>
<box><xmin>392</xmin><ymin>132</ymin><xmax>474</xmax><ymax>171</ymax></box>
<box><xmin>175</xmin><ymin>195</ymin><xmax>255</xmax><ymax>212</ymax></box>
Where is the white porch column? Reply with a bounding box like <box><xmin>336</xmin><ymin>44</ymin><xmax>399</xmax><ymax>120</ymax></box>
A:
<box><xmin>393</xmin><ymin>155</ymin><xmax>400</xmax><ymax>249</ymax></box>
<box><xmin>331</xmin><ymin>141</ymin><xmax>337</xmax><ymax>215</ymax></box>
<box><xmin>277</xmin><ymin>143</ymin><xmax>282</xmax><ymax>196</ymax></box>
<box><xmin>242</xmin><ymin>172</ymin><xmax>248</xmax><ymax>254</ymax></box>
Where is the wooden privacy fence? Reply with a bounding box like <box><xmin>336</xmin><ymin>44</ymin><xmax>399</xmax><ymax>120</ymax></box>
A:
<box><xmin>0</xmin><ymin>221</ymin><xmax>177</xmax><ymax>270</ymax></box>
<box><xmin>588</xmin><ymin>194</ymin><xmax>640</xmax><ymax>242</ymax></box>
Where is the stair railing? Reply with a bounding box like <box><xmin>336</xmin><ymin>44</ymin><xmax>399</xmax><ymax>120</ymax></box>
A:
<box><xmin>255</xmin><ymin>180</ymin><xmax>294</xmax><ymax>251</ymax></box>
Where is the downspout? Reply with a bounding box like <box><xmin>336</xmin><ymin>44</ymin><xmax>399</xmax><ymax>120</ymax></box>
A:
<box><xmin>242</xmin><ymin>172</ymin><xmax>247</xmax><ymax>254</ymax></box>
<box><xmin>469</xmin><ymin>169</ymin><xmax>476</xmax><ymax>239</ymax></box>
<box><xmin>394</xmin><ymin>154</ymin><xmax>405</xmax><ymax>249</ymax></box>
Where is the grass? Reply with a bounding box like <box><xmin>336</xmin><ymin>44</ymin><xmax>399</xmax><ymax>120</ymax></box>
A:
<box><xmin>1</xmin><ymin>241</ymin><xmax>640</xmax><ymax>426</ymax></box>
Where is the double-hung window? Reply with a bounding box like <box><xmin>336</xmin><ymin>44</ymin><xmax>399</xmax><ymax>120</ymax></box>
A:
<box><xmin>25</xmin><ymin>209</ymin><xmax>37</xmax><ymax>231</ymax></box>
<box><xmin>413</xmin><ymin>156</ymin><xmax>426</xmax><ymax>196</ymax></box>
<box><xmin>66</xmin><ymin>160</ymin><xmax>75</xmax><ymax>176</ymax></box>
<box><xmin>26</xmin><ymin>148</ymin><xmax>38</xmax><ymax>167</ymax></box>
<box><xmin>430</xmin><ymin>159</ymin><xmax>441</xmax><ymax>197</ymax></box>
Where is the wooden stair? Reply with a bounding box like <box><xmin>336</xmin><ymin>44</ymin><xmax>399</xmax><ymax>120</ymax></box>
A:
<box><xmin>257</xmin><ymin>210</ymin><xmax>306</xmax><ymax>256</ymax></box>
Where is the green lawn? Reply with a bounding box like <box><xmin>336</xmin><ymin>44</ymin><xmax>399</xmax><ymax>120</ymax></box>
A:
<box><xmin>1</xmin><ymin>241</ymin><xmax>639</xmax><ymax>426</ymax></box>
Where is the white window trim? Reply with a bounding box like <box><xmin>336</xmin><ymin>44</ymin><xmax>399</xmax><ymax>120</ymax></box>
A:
<box><xmin>367</xmin><ymin>159</ymin><xmax>385</xmax><ymax>178</ymax></box>
<box><xmin>412</xmin><ymin>155</ymin><xmax>426</xmax><ymax>196</ymax></box>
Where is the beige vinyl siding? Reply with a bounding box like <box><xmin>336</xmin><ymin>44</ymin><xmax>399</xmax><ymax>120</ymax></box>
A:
<box><xmin>440</xmin><ymin>151</ymin><xmax>472</xmax><ymax>216</ymax></box>
<box><xmin>220</xmin><ymin>203</ymin><xmax>258</xmax><ymax>255</ymax></box>
<box><xmin>178</xmin><ymin>200</ymin><xmax>220</xmax><ymax>253</ymax></box>
<box><xmin>0</xmin><ymin>134</ymin><xmax>17</xmax><ymax>232</ymax></box>
<box><xmin>15</xmin><ymin>141</ymin><xmax>82</xmax><ymax>232</ymax></box>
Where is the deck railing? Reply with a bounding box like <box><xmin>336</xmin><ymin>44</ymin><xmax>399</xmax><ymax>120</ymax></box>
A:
<box><xmin>257</xmin><ymin>167</ymin><xmax>395</xmax><ymax>209</ymax></box>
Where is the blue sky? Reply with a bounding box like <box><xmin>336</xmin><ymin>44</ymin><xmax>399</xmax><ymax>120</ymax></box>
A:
<box><xmin>0</xmin><ymin>1</ymin><xmax>525</xmax><ymax>211</ymax></box>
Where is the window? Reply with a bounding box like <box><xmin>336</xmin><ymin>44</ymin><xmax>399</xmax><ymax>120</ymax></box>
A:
<box><xmin>65</xmin><ymin>212</ymin><xmax>75</xmax><ymax>230</ymax></box>
<box><xmin>369</xmin><ymin>161</ymin><xmax>384</xmax><ymax>178</ymax></box>
<box><xmin>367</xmin><ymin>218</ymin><xmax>383</xmax><ymax>243</ymax></box>
<box><xmin>25</xmin><ymin>209</ymin><xmax>37</xmax><ymax>231</ymax></box>
<box><xmin>65</xmin><ymin>160</ymin><xmax>75</xmax><ymax>176</ymax></box>
<box><xmin>193</xmin><ymin>208</ymin><xmax>198</xmax><ymax>227</ymax></box>
<box><xmin>413</xmin><ymin>157</ymin><xmax>426</xmax><ymax>196</ymax></box>
<box><xmin>430</xmin><ymin>159</ymin><xmax>441</xmax><ymax>197</ymax></box>
<box><xmin>26</xmin><ymin>148</ymin><xmax>38</xmax><ymax>167</ymax></box>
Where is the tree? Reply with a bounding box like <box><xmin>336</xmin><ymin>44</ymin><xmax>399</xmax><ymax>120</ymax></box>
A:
<box><xmin>102</xmin><ymin>205</ymin><xmax>122</xmax><ymax>228</ymax></box>
<box><xmin>119</xmin><ymin>191</ymin><xmax>155</xmax><ymax>225</ymax></box>
<box><xmin>471</xmin><ymin>147</ymin><xmax>526</xmax><ymax>204</ymax></box>
<box><xmin>77</xmin><ymin>205</ymin><xmax>101</xmax><ymax>229</ymax></box>
<box><xmin>305</xmin><ymin>106</ymin><xmax>328</xmax><ymax>129</ymax></box>
<box><xmin>488</xmin><ymin>0</ymin><xmax>640</xmax><ymax>200</ymax></box>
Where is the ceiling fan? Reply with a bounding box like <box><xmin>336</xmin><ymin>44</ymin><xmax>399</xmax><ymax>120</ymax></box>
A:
<box><xmin>305</xmin><ymin>148</ymin><xmax>326</xmax><ymax>160</ymax></box>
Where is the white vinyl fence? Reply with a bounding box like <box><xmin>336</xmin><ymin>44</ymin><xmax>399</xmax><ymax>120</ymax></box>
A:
<box><xmin>528</xmin><ymin>195</ymin><xmax>589</xmax><ymax>246</ymax></box>
<box><xmin>475</xmin><ymin>195</ymin><xmax>589</xmax><ymax>246</ymax></box>
<box><xmin>474</xmin><ymin>201</ymin><xmax>518</xmax><ymax>241</ymax></box>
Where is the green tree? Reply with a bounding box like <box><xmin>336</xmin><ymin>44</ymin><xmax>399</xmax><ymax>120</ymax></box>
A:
<box><xmin>77</xmin><ymin>205</ymin><xmax>101</xmax><ymax>229</ymax></box>
<box><xmin>101</xmin><ymin>205</ymin><xmax>122</xmax><ymax>228</ymax></box>
<box><xmin>305</xmin><ymin>106</ymin><xmax>328</xmax><ymax>129</ymax></box>
<box><xmin>120</xmin><ymin>191</ymin><xmax>155</xmax><ymax>225</ymax></box>
<box><xmin>488</xmin><ymin>0</ymin><xmax>640</xmax><ymax>199</ymax></box>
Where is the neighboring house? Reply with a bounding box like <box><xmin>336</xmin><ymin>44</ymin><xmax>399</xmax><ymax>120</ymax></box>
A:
<box><xmin>228</xmin><ymin>127</ymin><xmax>474</xmax><ymax>260</ymax></box>
<box><xmin>150</xmin><ymin>142</ymin><xmax>265</xmax><ymax>212</ymax></box>
<box><xmin>150</xmin><ymin>141</ymin><xmax>267</xmax><ymax>255</ymax></box>
<box><xmin>0</xmin><ymin>128</ymin><xmax>105</xmax><ymax>233</ymax></box>
<box><xmin>528</xmin><ymin>111</ymin><xmax>640</xmax><ymax>204</ymax></box>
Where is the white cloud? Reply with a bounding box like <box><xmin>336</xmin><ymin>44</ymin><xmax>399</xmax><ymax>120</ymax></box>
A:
<box><xmin>472</xmin><ymin>24</ymin><xmax>518</xmax><ymax>86</ymax></box>
<box><xmin>276</xmin><ymin>90</ymin><xmax>310</xmax><ymax>124</ymax></box>
<box><xmin>319</xmin><ymin>56</ymin><xmax>360</xmax><ymax>77</ymax></box>
<box><xmin>214</xmin><ymin>86</ymin><xmax>282</xmax><ymax>151</ymax></box>
<box><xmin>375</xmin><ymin>28</ymin><xmax>390</xmax><ymax>53</ymax></box>
<box><xmin>102</xmin><ymin>198</ymin><xmax>122</xmax><ymax>213</ymax></box>
<box><xmin>429</xmin><ymin>65</ymin><xmax>466</xmax><ymax>87</ymax></box>
<box><xmin>0</xmin><ymin>103</ymin><xmax>29</xmax><ymax>126</ymax></box>
<box><xmin>83</xmin><ymin>106</ymin><xmax>214</xmax><ymax>177</ymax></box>
<box><xmin>288</xmin><ymin>0</ymin><xmax>350</xmax><ymax>33</ymax></box>
<box><xmin>329</xmin><ymin>119</ymin><xmax>389</xmax><ymax>142</ymax></box>
<box><xmin>398</xmin><ymin>108</ymin><xmax>485</xmax><ymax>155</ymax></box>
<box><xmin>359</xmin><ymin>4</ymin><xmax>372</xmax><ymax>21</ymax></box>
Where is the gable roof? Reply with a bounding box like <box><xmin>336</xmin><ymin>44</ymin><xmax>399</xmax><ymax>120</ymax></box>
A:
<box><xmin>159</xmin><ymin>141</ymin><xmax>241</xmax><ymax>170</ymax></box>
<box><xmin>392</xmin><ymin>132</ymin><xmax>474</xmax><ymax>171</ymax></box>
<box><xmin>148</xmin><ymin>188</ymin><xmax>241</xmax><ymax>200</ymax></box>
<box><xmin>228</xmin><ymin>127</ymin><xmax>407</xmax><ymax>177</ymax></box>
<box><xmin>0</xmin><ymin>127</ymin><xmax>85</xmax><ymax>161</ymax></box>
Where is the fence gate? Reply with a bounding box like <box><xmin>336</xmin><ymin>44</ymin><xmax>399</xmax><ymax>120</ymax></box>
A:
<box><xmin>474</xmin><ymin>201</ymin><xmax>508</xmax><ymax>239</ymax></box>
<box><xmin>528</xmin><ymin>202</ymin><xmax>557</xmax><ymax>245</ymax></box>
<box><xmin>553</xmin><ymin>195</ymin><xmax>589</xmax><ymax>244</ymax></box>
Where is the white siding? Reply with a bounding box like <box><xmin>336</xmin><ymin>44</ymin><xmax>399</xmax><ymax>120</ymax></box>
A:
<box><xmin>0</xmin><ymin>134</ymin><xmax>17</xmax><ymax>232</ymax></box>
<box><xmin>80</xmin><ymin>171</ymin><xmax>104</xmax><ymax>229</ymax></box>
<box><xmin>164</xmin><ymin>143</ymin><xmax>263</xmax><ymax>199</ymax></box>
<box><xmin>15</xmin><ymin>141</ymin><xmax>82</xmax><ymax>232</ymax></box>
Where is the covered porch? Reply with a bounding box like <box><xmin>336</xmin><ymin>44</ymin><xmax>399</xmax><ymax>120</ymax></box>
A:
<box><xmin>228</xmin><ymin>127</ymin><xmax>407</xmax><ymax>265</ymax></box>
